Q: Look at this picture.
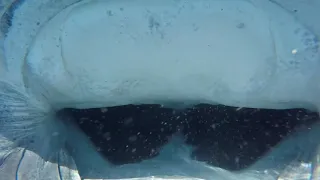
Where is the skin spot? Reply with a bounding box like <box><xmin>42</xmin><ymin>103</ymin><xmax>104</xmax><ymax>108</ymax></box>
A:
<box><xmin>148</xmin><ymin>16</ymin><xmax>160</xmax><ymax>31</ymax></box>
<box><xmin>148</xmin><ymin>16</ymin><xmax>165</xmax><ymax>39</ymax></box>
<box><xmin>192</xmin><ymin>23</ymin><xmax>199</xmax><ymax>31</ymax></box>
<box><xmin>236</xmin><ymin>23</ymin><xmax>245</xmax><ymax>29</ymax></box>
<box><xmin>106</xmin><ymin>10</ymin><xmax>113</xmax><ymax>16</ymax></box>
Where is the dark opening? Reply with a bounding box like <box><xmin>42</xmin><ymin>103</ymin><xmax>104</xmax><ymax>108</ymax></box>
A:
<box><xmin>59</xmin><ymin>104</ymin><xmax>319</xmax><ymax>171</ymax></box>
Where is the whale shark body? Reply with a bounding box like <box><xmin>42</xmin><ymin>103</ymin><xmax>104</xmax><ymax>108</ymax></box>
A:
<box><xmin>0</xmin><ymin>0</ymin><xmax>320</xmax><ymax>179</ymax></box>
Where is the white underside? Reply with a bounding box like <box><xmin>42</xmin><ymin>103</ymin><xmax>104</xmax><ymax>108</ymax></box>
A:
<box><xmin>1</xmin><ymin>0</ymin><xmax>320</xmax><ymax>180</ymax></box>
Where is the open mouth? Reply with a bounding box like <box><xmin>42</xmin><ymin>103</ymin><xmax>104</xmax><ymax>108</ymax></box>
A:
<box><xmin>59</xmin><ymin>105</ymin><xmax>320</xmax><ymax>179</ymax></box>
<box><xmin>0</xmin><ymin>0</ymin><xmax>320</xmax><ymax>180</ymax></box>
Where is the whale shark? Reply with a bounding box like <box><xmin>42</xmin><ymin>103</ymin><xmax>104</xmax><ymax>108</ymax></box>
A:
<box><xmin>0</xmin><ymin>0</ymin><xmax>320</xmax><ymax>179</ymax></box>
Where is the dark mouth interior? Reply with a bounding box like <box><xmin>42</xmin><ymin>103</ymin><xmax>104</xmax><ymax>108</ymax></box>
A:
<box><xmin>59</xmin><ymin>104</ymin><xmax>319</xmax><ymax>171</ymax></box>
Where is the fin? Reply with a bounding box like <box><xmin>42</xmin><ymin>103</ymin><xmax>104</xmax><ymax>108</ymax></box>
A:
<box><xmin>0</xmin><ymin>80</ymin><xmax>81</xmax><ymax>179</ymax></box>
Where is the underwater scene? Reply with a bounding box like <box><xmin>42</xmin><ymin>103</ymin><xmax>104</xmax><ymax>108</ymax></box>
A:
<box><xmin>0</xmin><ymin>0</ymin><xmax>320</xmax><ymax>179</ymax></box>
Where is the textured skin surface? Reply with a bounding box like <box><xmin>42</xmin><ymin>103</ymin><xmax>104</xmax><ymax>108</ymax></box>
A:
<box><xmin>20</xmin><ymin>0</ymin><xmax>320</xmax><ymax>110</ymax></box>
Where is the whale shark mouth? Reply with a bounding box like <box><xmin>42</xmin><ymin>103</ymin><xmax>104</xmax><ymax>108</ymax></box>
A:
<box><xmin>58</xmin><ymin>105</ymin><xmax>320</xmax><ymax>179</ymax></box>
<box><xmin>1</xmin><ymin>0</ymin><xmax>320</xmax><ymax>180</ymax></box>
